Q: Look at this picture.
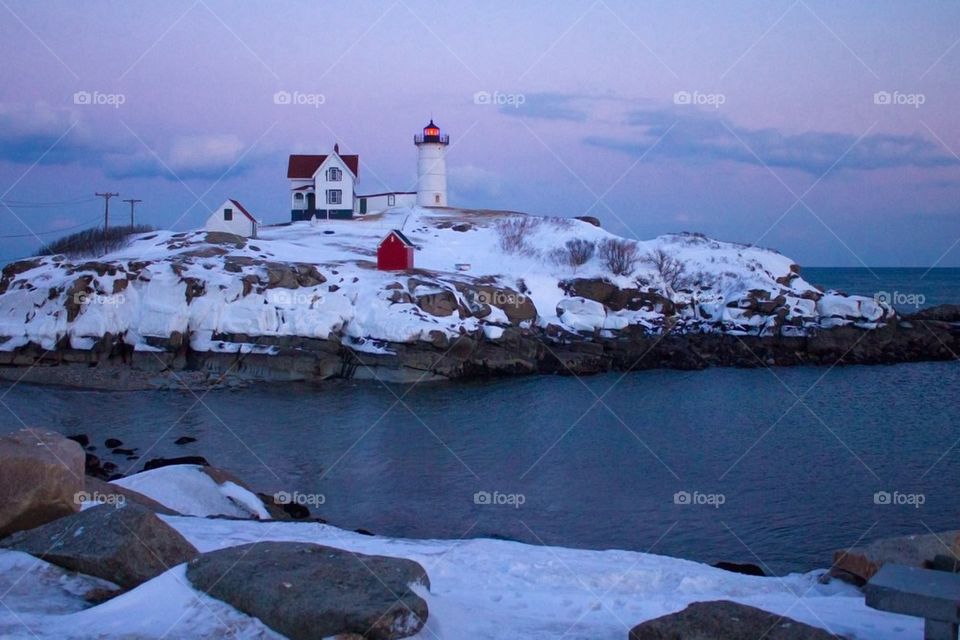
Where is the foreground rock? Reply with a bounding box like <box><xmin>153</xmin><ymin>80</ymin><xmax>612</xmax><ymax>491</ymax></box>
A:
<box><xmin>0</xmin><ymin>428</ymin><xmax>84</xmax><ymax>537</ymax></box>
<box><xmin>82</xmin><ymin>477</ymin><xmax>180</xmax><ymax>516</ymax></box>
<box><xmin>114</xmin><ymin>464</ymin><xmax>269</xmax><ymax>519</ymax></box>
<box><xmin>0</xmin><ymin>503</ymin><xmax>198</xmax><ymax>589</ymax></box>
<box><xmin>186</xmin><ymin>541</ymin><xmax>429</xmax><ymax>640</ymax></box>
<box><xmin>831</xmin><ymin>530</ymin><xmax>960</xmax><ymax>584</ymax></box>
<box><xmin>629</xmin><ymin>600</ymin><xmax>840</xmax><ymax>639</ymax></box>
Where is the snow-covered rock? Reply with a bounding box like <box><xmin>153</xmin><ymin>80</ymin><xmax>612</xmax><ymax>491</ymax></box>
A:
<box><xmin>0</xmin><ymin>462</ymin><xmax>921</xmax><ymax>638</ymax></box>
<box><xmin>0</xmin><ymin>208</ymin><xmax>895</xmax><ymax>351</ymax></box>
<box><xmin>0</xmin><ymin>515</ymin><xmax>919</xmax><ymax>639</ymax></box>
<box><xmin>557</xmin><ymin>297</ymin><xmax>607</xmax><ymax>331</ymax></box>
<box><xmin>113</xmin><ymin>465</ymin><xmax>269</xmax><ymax>520</ymax></box>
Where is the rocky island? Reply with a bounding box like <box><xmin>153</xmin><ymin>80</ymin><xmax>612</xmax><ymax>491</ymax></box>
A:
<box><xmin>0</xmin><ymin>207</ymin><xmax>956</xmax><ymax>389</ymax></box>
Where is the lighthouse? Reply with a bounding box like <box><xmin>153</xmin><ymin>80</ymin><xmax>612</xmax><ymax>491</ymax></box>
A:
<box><xmin>414</xmin><ymin>119</ymin><xmax>449</xmax><ymax>207</ymax></box>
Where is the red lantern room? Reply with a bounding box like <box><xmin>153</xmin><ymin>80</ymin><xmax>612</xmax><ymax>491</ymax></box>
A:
<box><xmin>414</xmin><ymin>119</ymin><xmax>450</xmax><ymax>146</ymax></box>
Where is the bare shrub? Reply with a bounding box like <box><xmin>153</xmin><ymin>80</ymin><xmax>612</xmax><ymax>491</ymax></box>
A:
<box><xmin>495</xmin><ymin>216</ymin><xmax>539</xmax><ymax>254</ymax></box>
<box><xmin>599</xmin><ymin>238</ymin><xmax>640</xmax><ymax>276</ymax></box>
<box><xmin>546</xmin><ymin>216</ymin><xmax>575</xmax><ymax>230</ymax></box>
<box><xmin>566</xmin><ymin>239</ymin><xmax>595</xmax><ymax>267</ymax></box>
<box><xmin>550</xmin><ymin>238</ymin><xmax>596</xmax><ymax>270</ymax></box>
<box><xmin>547</xmin><ymin>247</ymin><xmax>568</xmax><ymax>266</ymax></box>
<box><xmin>37</xmin><ymin>225</ymin><xmax>155</xmax><ymax>259</ymax></box>
<box><xmin>645</xmin><ymin>248</ymin><xmax>687</xmax><ymax>293</ymax></box>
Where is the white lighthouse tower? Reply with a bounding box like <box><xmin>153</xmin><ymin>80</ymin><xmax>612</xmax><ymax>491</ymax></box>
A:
<box><xmin>414</xmin><ymin>119</ymin><xmax>449</xmax><ymax>207</ymax></box>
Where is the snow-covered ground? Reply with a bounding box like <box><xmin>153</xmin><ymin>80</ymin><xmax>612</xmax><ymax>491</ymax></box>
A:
<box><xmin>0</xmin><ymin>466</ymin><xmax>921</xmax><ymax>639</ymax></box>
<box><xmin>0</xmin><ymin>206</ymin><xmax>892</xmax><ymax>355</ymax></box>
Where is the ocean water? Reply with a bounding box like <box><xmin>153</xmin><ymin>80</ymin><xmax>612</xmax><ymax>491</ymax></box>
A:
<box><xmin>0</xmin><ymin>268</ymin><xmax>956</xmax><ymax>575</ymax></box>
<box><xmin>803</xmin><ymin>267</ymin><xmax>960</xmax><ymax>312</ymax></box>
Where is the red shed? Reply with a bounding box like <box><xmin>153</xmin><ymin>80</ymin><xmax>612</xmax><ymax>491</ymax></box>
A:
<box><xmin>377</xmin><ymin>229</ymin><xmax>415</xmax><ymax>270</ymax></box>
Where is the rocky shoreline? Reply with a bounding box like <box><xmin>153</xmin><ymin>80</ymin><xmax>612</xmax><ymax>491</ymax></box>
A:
<box><xmin>1</xmin><ymin>211</ymin><xmax>958</xmax><ymax>390</ymax></box>
<box><xmin>0</xmin><ymin>428</ymin><xmax>951</xmax><ymax>638</ymax></box>
<box><xmin>0</xmin><ymin>304</ymin><xmax>957</xmax><ymax>390</ymax></box>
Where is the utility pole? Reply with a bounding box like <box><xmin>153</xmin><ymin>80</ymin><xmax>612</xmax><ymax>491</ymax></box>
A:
<box><xmin>95</xmin><ymin>192</ymin><xmax>119</xmax><ymax>255</ymax></box>
<box><xmin>122</xmin><ymin>198</ymin><xmax>142</xmax><ymax>226</ymax></box>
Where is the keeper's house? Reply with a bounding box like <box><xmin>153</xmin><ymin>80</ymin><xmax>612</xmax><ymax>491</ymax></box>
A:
<box><xmin>286</xmin><ymin>120</ymin><xmax>450</xmax><ymax>222</ymax></box>
<box><xmin>287</xmin><ymin>144</ymin><xmax>415</xmax><ymax>221</ymax></box>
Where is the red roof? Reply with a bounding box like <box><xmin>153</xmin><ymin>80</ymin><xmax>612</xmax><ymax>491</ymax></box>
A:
<box><xmin>228</xmin><ymin>199</ymin><xmax>258</xmax><ymax>223</ymax></box>
<box><xmin>287</xmin><ymin>154</ymin><xmax>359</xmax><ymax>179</ymax></box>
<box><xmin>379</xmin><ymin>229</ymin><xmax>415</xmax><ymax>248</ymax></box>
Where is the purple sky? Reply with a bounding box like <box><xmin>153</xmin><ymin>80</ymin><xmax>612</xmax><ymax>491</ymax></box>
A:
<box><xmin>0</xmin><ymin>0</ymin><xmax>958</xmax><ymax>266</ymax></box>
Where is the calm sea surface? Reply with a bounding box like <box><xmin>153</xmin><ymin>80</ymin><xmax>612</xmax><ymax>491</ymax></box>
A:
<box><xmin>1</xmin><ymin>268</ymin><xmax>957</xmax><ymax>574</ymax></box>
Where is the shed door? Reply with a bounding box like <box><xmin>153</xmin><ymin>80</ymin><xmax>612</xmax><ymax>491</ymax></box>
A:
<box><xmin>359</xmin><ymin>198</ymin><xmax>367</xmax><ymax>214</ymax></box>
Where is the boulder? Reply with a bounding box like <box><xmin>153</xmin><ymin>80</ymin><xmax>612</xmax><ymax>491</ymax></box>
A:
<box><xmin>561</xmin><ymin>278</ymin><xmax>674</xmax><ymax>314</ymax></box>
<box><xmin>557</xmin><ymin>297</ymin><xmax>607</xmax><ymax>332</ymax></box>
<box><xmin>181</xmin><ymin>276</ymin><xmax>206</xmax><ymax>303</ymax></box>
<box><xmin>84</xmin><ymin>453</ymin><xmax>120</xmax><ymax>481</ymax></box>
<box><xmin>0</xmin><ymin>428</ymin><xmax>85</xmax><ymax>538</ymax></box>
<box><xmin>186</xmin><ymin>541</ymin><xmax>429</xmax><ymax>640</ymax></box>
<box><xmin>83</xmin><ymin>477</ymin><xmax>180</xmax><ymax>516</ymax></box>
<box><xmin>610</xmin><ymin>288</ymin><xmax>674</xmax><ymax>314</ymax></box>
<box><xmin>204</xmin><ymin>231</ymin><xmax>247</xmax><ymax>247</ymax></box>
<box><xmin>116</xmin><ymin>464</ymin><xmax>269</xmax><ymax>519</ymax></box>
<box><xmin>561</xmin><ymin>278</ymin><xmax>617</xmax><ymax>304</ymax></box>
<box><xmin>143</xmin><ymin>455</ymin><xmax>211</xmax><ymax>471</ymax></box>
<box><xmin>831</xmin><ymin>530</ymin><xmax>960</xmax><ymax>584</ymax></box>
<box><xmin>0</xmin><ymin>503</ymin><xmax>198</xmax><ymax>589</ymax></box>
<box><xmin>293</xmin><ymin>263</ymin><xmax>326</xmax><ymax>287</ymax></box>
<box><xmin>475</xmin><ymin>286</ymin><xmax>537</xmax><ymax>323</ymax></box>
<box><xmin>266</xmin><ymin>265</ymin><xmax>299</xmax><ymax>289</ymax></box>
<box><xmin>66</xmin><ymin>434</ymin><xmax>90</xmax><ymax>448</ymax></box>
<box><xmin>0</xmin><ymin>257</ymin><xmax>44</xmax><ymax>294</ymax></box>
<box><xmin>908</xmin><ymin>304</ymin><xmax>960</xmax><ymax>323</ymax></box>
<box><xmin>711</xmin><ymin>561</ymin><xmax>766</xmax><ymax>577</ymax></box>
<box><xmin>64</xmin><ymin>275</ymin><xmax>94</xmax><ymax>322</ymax></box>
<box><xmin>415</xmin><ymin>289</ymin><xmax>459</xmax><ymax>317</ymax></box>
<box><xmin>629</xmin><ymin>600</ymin><xmax>839</xmax><ymax>639</ymax></box>
<box><xmin>574</xmin><ymin>215</ymin><xmax>601</xmax><ymax>227</ymax></box>
<box><xmin>257</xmin><ymin>492</ymin><xmax>313</xmax><ymax>521</ymax></box>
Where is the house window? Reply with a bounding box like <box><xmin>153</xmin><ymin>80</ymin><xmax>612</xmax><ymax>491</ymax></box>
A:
<box><xmin>223</xmin><ymin>208</ymin><xmax>233</xmax><ymax>221</ymax></box>
<box><xmin>327</xmin><ymin>167</ymin><xmax>342</xmax><ymax>181</ymax></box>
<box><xmin>293</xmin><ymin>193</ymin><xmax>304</xmax><ymax>209</ymax></box>
<box><xmin>327</xmin><ymin>189</ymin><xmax>342</xmax><ymax>205</ymax></box>
<box><xmin>434</xmin><ymin>194</ymin><xmax>441</xmax><ymax>204</ymax></box>
<box><xmin>388</xmin><ymin>194</ymin><xmax>396</xmax><ymax>206</ymax></box>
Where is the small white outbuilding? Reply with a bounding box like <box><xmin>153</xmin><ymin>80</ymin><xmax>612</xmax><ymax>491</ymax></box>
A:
<box><xmin>205</xmin><ymin>199</ymin><xmax>258</xmax><ymax>238</ymax></box>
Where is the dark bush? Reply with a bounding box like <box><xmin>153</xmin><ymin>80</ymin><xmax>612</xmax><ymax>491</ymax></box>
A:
<box><xmin>599</xmin><ymin>238</ymin><xmax>640</xmax><ymax>276</ymax></box>
<box><xmin>37</xmin><ymin>225</ymin><xmax>155</xmax><ymax>258</ymax></box>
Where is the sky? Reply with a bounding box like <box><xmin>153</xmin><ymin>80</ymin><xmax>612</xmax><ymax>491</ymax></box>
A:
<box><xmin>0</xmin><ymin>0</ymin><xmax>958</xmax><ymax>267</ymax></box>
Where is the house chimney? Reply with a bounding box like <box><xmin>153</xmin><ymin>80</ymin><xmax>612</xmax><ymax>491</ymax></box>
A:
<box><xmin>333</xmin><ymin>143</ymin><xmax>339</xmax><ymax>154</ymax></box>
